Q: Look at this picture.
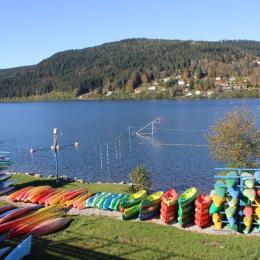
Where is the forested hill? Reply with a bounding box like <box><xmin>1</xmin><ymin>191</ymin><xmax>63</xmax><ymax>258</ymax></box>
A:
<box><xmin>1</xmin><ymin>38</ymin><xmax>260</xmax><ymax>99</ymax></box>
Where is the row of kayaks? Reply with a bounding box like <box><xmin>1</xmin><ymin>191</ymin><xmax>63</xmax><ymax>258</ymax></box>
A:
<box><xmin>0</xmin><ymin>173</ymin><xmax>16</xmax><ymax>195</ymax></box>
<box><xmin>0</xmin><ymin>204</ymin><xmax>71</xmax><ymax>238</ymax></box>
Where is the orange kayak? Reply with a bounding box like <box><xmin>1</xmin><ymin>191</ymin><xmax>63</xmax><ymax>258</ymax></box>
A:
<box><xmin>73</xmin><ymin>192</ymin><xmax>95</xmax><ymax>208</ymax></box>
<box><xmin>30</xmin><ymin>189</ymin><xmax>55</xmax><ymax>204</ymax></box>
<box><xmin>195</xmin><ymin>195</ymin><xmax>211</xmax><ymax>209</ymax></box>
<box><xmin>162</xmin><ymin>189</ymin><xmax>178</xmax><ymax>206</ymax></box>
<box><xmin>26</xmin><ymin>186</ymin><xmax>53</xmax><ymax>202</ymax></box>
<box><xmin>38</xmin><ymin>191</ymin><xmax>59</xmax><ymax>205</ymax></box>
<box><xmin>9</xmin><ymin>186</ymin><xmax>33</xmax><ymax>201</ymax></box>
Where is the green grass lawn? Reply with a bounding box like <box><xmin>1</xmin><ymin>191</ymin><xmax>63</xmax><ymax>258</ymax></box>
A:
<box><xmin>9</xmin><ymin>174</ymin><xmax>130</xmax><ymax>194</ymax></box>
<box><xmin>2</xmin><ymin>174</ymin><xmax>260</xmax><ymax>259</ymax></box>
<box><xmin>1</xmin><ymin>215</ymin><xmax>260</xmax><ymax>260</ymax></box>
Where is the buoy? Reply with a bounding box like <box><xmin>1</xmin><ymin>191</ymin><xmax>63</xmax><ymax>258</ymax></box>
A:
<box><xmin>74</xmin><ymin>142</ymin><xmax>79</xmax><ymax>147</ymax></box>
<box><xmin>29</xmin><ymin>147</ymin><xmax>34</xmax><ymax>154</ymax></box>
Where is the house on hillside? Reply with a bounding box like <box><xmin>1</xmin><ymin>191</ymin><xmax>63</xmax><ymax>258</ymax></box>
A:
<box><xmin>185</xmin><ymin>92</ymin><xmax>193</xmax><ymax>97</ymax></box>
<box><xmin>195</xmin><ymin>90</ymin><xmax>201</xmax><ymax>96</ymax></box>
<box><xmin>215</xmin><ymin>76</ymin><xmax>221</xmax><ymax>81</ymax></box>
<box><xmin>148</xmin><ymin>86</ymin><xmax>156</xmax><ymax>91</ymax></box>
<box><xmin>106</xmin><ymin>91</ymin><xmax>113</xmax><ymax>96</ymax></box>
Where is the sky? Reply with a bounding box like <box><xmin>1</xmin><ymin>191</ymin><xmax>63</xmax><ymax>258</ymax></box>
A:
<box><xmin>0</xmin><ymin>0</ymin><xmax>259</xmax><ymax>69</ymax></box>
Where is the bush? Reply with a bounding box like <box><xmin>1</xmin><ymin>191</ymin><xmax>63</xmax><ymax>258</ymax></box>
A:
<box><xmin>129</xmin><ymin>165</ymin><xmax>152</xmax><ymax>192</ymax></box>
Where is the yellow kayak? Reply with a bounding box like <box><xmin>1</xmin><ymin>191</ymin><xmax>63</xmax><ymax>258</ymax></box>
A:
<box><xmin>120</xmin><ymin>190</ymin><xmax>147</xmax><ymax>208</ymax></box>
<box><xmin>140</xmin><ymin>191</ymin><xmax>164</xmax><ymax>208</ymax></box>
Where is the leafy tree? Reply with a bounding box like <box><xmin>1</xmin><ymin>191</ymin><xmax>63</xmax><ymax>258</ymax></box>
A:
<box><xmin>129</xmin><ymin>165</ymin><xmax>152</xmax><ymax>192</ymax></box>
<box><xmin>207</xmin><ymin>107</ymin><xmax>260</xmax><ymax>167</ymax></box>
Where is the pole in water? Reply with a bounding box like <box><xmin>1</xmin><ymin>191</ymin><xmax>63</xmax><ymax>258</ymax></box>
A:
<box><xmin>106</xmin><ymin>143</ymin><xmax>109</xmax><ymax>166</ymax></box>
<box><xmin>128</xmin><ymin>125</ymin><xmax>132</xmax><ymax>152</ymax></box>
<box><xmin>115</xmin><ymin>142</ymin><xmax>118</xmax><ymax>160</ymax></box>
<box><xmin>100</xmin><ymin>146</ymin><xmax>103</xmax><ymax>168</ymax></box>
<box><xmin>118</xmin><ymin>139</ymin><xmax>121</xmax><ymax>159</ymax></box>
<box><xmin>52</xmin><ymin>128</ymin><xmax>59</xmax><ymax>180</ymax></box>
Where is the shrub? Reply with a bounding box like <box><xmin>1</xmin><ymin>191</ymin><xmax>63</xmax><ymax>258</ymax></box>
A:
<box><xmin>129</xmin><ymin>165</ymin><xmax>152</xmax><ymax>192</ymax></box>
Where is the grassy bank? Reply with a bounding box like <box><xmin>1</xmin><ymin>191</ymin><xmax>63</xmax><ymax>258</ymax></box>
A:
<box><xmin>9</xmin><ymin>174</ymin><xmax>130</xmax><ymax>194</ymax></box>
<box><xmin>1</xmin><ymin>215</ymin><xmax>260</xmax><ymax>259</ymax></box>
<box><xmin>2</xmin><ymin>174</ymin><xmax>260</xmax><ymax>259</ymax></box>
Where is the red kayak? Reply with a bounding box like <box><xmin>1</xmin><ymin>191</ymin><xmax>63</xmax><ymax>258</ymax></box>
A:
<box><xmin>160</xmin><ymin>215</ymin><xmax>174</xmax><ymax>224</ymax></box>
<box><xmin>161</xmin><ymin>189</ymin><xmax>178</xmax><ymax>206</ymax></box>
<box><xmin>195</xmin><ymin>195</ymin><xmax>211</xmax><ymax>209</ymax></box>
<box><xmin>29</xmin><ymin>217</ymin><xmax>71</xmax><ymax>236</ymax></box>
<box><xmin>195</xmin><ymin>218</ymin><xmax>210</xmax><ymax>228</ymax></box>
<box><xmin>195</xmin><ymin>212</ymin><xmax>210</xmax><ymax>221</ymax></box>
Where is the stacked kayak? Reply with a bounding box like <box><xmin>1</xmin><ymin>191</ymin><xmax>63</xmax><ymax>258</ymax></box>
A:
<box><xmin>0</xmin><ymin>152</ymin><xmax>11</xmax><ymax>169</ymax></box>
<box><xmin>139</xmin><ymin>191</ymin><xmax>164</xmax><ymax>220</ymax></box>
<box><xmin>121</xmin><ymin>190</ymin><xmax>147</xmax><ymax>220</ymax></box>
<box><xmin>160</xmin><ymin>189</ymin><xmax>178</xmax><ymax>224</ymax></box>
<box><xmin>194</xmin><ymin>194</ymin><xmax>211</xmax><ymax>228</ymax></box>
<box><xmin>178</xmin><ymin>187</ymin><xmax>197</xmax><ymax>226</ymax></box>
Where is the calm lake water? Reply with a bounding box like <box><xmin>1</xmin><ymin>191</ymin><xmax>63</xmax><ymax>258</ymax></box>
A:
<box><xmin>0</xmin><ymin>99</ymin><xmax>259</xmax><ymax>193</ymax></box>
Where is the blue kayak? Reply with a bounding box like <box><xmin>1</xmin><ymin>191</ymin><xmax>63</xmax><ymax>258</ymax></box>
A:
<box><xmin>102</xmin><ymin>194</ymin><xmax>118</xmax><ymax>210</ymax></box>
<box><xmin>5</xmin><ymin>235</ymin><xmax>32</xmax><ymax>260</ymax></box>
<box><xmin>86</xmin><ymin>193</ymin><xmax>102</xmax><ymax>207</ymax></box>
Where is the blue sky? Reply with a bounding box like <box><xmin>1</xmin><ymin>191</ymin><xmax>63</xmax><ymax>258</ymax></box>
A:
<box><xmin>0</xmin><ymin>0</ymin><xmax>259</xmax><ymax>68</ymax></box>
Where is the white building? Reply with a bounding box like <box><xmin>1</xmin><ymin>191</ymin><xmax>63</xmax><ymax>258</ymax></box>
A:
<box><xmin>185</xmin><ymin>92</ymin><xmax>193</xmax><ymax>97</ymax></box>
<box><xmin>215</xmin><ymin>77</ymin><xmax>221</xmax><ymax>81</ymax></box>
<box><xmin>106</xmin><ymin>91</ymin><xmax>113</xmax><ymax>96</ymax></box>
<box><xmin>148</xmin><ymin>86</ymin><xmax>156</xmax><ymax>91</ymax></box>
<box><xmin>195</xmin><ymin>90</ymin><xmax>201</xmax><ymax>96</ymax></box>
<box><xmin>207</xmin><ymin>90</ymin><xmax>214</xmax><ymax>96</ymax></box>
<box><xmin>178</xmin><ymin>80</ymin><xmax>185</xmax><ymax>86</ymax></box>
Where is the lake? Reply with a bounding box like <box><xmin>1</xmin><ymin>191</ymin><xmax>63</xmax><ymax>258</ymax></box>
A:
<box><xmin>0</xmin><ymin>99</ymin><xmax>259</xmax><ymax>193</ymax></box>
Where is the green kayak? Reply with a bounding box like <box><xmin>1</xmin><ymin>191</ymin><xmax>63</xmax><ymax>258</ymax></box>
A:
<box><xmin>91</xmin><ymin>192</ymin><xmax>106</xmax><ymax>207</ymax></box>
<box><xmin>112</xmin><ymin>194</ymin><xmax>129</xmax><ymax>211</ymax></box>
<box><xmin>209</xmin><ymin>202</ymin><xmax>222</xmax><ymax>215</ymax></box>
<box><xmin>122</xmin><ymin>204</ymin><xmax>140</xmax><ymax>220</ymax></box>
<box><xmin>243</xmin><ymin>188</ymin><xmax>256</xmax><ymax>201</ymax></box>
<box><xmin>214</xmin><ymin>181</ymin><xmax>226</xmax><ymax>198</ymax></box>
<box><xmin>109</xmin><ymin>194</ymin><xmax>125</xmax><ymax>210</ymax></box>
<box><xmin>178</xmin><ymin>187</ymin><xmax>197</xmax><ymax>207</ymax></box>
<box><xmin>226</xmin><ymin>196</ymin><xmax>238</xmax><ymax>207</ymax></box>
<box><xmin>96</xmin><ymin>193</ymin><xmax>113</xmax><ymax>209</ymax></box>
<box><xmin>140</xmin><ymin>191</ymin><xmax>164</xmax><ymax>209</ymax></box>
<box><xmin>241</xmin><ymin>172</ymin><xmax>255</xmax><ymax>188</ymax></box>
<box><xmin>178</xmin><ymin>203</ymin><xmax>194</xmax><ymax>215</ymax></box>
<box><xmin>121</xmin><ymin>190</ymin><xmax>147</xmax><ymax>209</ymax></box>
<box><xmin>225</xmin><ymin>206</ymin><xmax>237</xmax><ymax>218</ymax></box>
<box><xmin>178</xmin><ymin>214</ymin><xmax>194</xmax><ymax>226</ymax></box>
<box><xmin>225</xmin><ymin>171</ymin><xmax>238</xmax><ymax>188</ymax></box>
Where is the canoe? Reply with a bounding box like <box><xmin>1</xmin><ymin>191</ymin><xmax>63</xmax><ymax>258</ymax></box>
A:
<box><xmin>47</xmin><ymin>190</ymin><xmax>69</xmax><ymax>205</ymax></box>
<box><xmin>29</xmin><ymin>217</ymin><xmax>71</xmax><ymax>236</ymax></box>
<box><xmin>8</xmin><ymin>212</ymin><xmax>61</xmax><ymax>238</ymax></box>
<box><xmin>214</xmin><ymin>181</ymin><xmax>226</xmax><ymax>198</ymax></box>
<box><xmin>241</xmin><ymin>172</ymin><xmax>254</xmax><ymax>188</ymax></box>
<box><xmin>178</xmin><ymin>203</ymin><xmax>194</xmax><ymax>215</ymax></box>
<box><xmin>96</xmin><ymin>193</ymin><xmax>113</xmax><ymax>209</ymax></box>
<box><xmin>178</xmin><ymin>214</ymin><xmax>194</xmax><ymax>226</ymax></box>
<box><xmin>0</xmin><ymin>205</ymin><xmax>16</xmax><ymax>215</ymax></box>
<box><xmin>31</xmin><ymin>189</ymin><xmax>55</xmax><ymax>204</ymax></box>
<box><xmin>102</xmin><ymin>194</ymin><xmax>118</xmax><ymax>210</ymax></box>
<box><xmin>122</xmin><ymin>204</ymin><xmax>140</xmax><ymax>220</ymax></box>
<box><xmin>140</xmin><ymin>191</ymin><xmax>164</xmax><ymax>209</ymax></box>
<box><xmin>195</xmin><ymin>195</ymin><xmax>211</xmax><ymax>209</ymax></box>
<box><xmin>0</xmin><ymin>208</ymin><xmax>21</xmax><ymax>219</ymax></box>
<box><xmin>120</xmin><ymin>190</ymin><xmax>147</xmax><ymax>209</ymax></box>
<box><xmin>26</xmin><ymin>186</ymin><xmax>53</xmax><ymax>202</ymax></box>
<box><xmin>139</xmin><ymin>209</ymin><xmax>159</xmax><ymax>220</ymax></box>
<box><xmin>60</xmin><ymin>189</ymin><xmax>86</xmax><ymax>204</ymax></box>
<box><xmin>112</xmin><ymin>194</ymin><xmax>129</xmax><ymax>211</ymax></box>
<box><xmin>161</xmin><ymin>189</ymin><xmax>178</xmax><ymax>206</ymax></box>
<box><xmin>0</xmin><ymin>247</ymin><xmax>11</xmax><ymax>257</ymax></box>
<box><xmin>8</xmin><ymin>186</ymin><xmax>33</xmax><ymax>201</ymax></box>
<box><xmin>226</xmin><ymin>196</ymin><xmax>238</xmax><ymax>207</ymax></box>
<box><xmin>243</xmin><ymin>188</ymin><xmax>256</xmax><ymax>201</ymax></box>
<box><xmin>225</xmin><ymin>171</ymin><xmax>238</xmax><ymax>188</ymax></box>
<box><xmin>38</xmin><ymin>190</ymin><xmax>59</xmax><ymax>205</ymax></box>
<box><xmin>0</xmin><ymin>206</ymin><xmax>41</xmax><ymax>224</ymax></box>
<box><xmin>178</xmin><ymin>187</ymin><xmax>197</xmax><ymax>207</ymax></box>
<box><xmin>209</xmin><ymin>202</ymin><xmax>222</xmax><ymax>215</ymax></box>
<box><xmin>73</xmin><ymin>192</ymin><xmax>95</xmax><ymax>208</ymax></box>
<box><xmin>5</xmin><ymin>235</ymin><xmax>32</xmax><ymax>260</ymax></box>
